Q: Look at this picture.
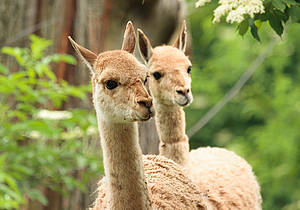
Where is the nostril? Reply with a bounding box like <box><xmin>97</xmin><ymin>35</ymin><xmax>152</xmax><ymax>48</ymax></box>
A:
<box><xmin>138</xmin><ymin>101</ymin><xmax>147</xmax><ymax>107</ymax></box>
<box><xmin>138</xmin><ymin>100</ymin><xmax>152</xmax><ymax>108</ymax></box>
<box><xmin>176</xmin><ymin>90</ymin><xmax>185</xmax><ymax>95</ymax></box>
<box><xmin>187</xmin><ymin>89</ymin><xmax>190</xmax><ymax>93</ymax></box>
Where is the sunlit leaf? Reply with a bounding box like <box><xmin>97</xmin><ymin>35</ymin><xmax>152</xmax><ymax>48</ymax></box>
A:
<box><xmin>0</xmin><ymin>64</ymin><xmax>8</xmax><ymax>74</ymax></box>
<box><xmin>45</xmin><ymin>54</ymin><xmax>77</xmax><ymax>65</ymax></box>
<box><xmin>30</xmin><ymin>35</ymin><xmax>52</xmax><ymax>60</ymax></box>
<box><xmin>272</xmin><ymin>0</ymin><xmax>286</xmax><ymax>12</ymax></box>
<box><xmin>238</xmin><ymin>19</ymin><xmax>249</xmax><ymax>36</ymax></box>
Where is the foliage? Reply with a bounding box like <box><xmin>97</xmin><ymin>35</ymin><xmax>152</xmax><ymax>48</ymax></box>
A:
<box><xmin>186</xmin><ymin>4</ymin><xmax>300</xmax><ymax>209</ymax></box>
<box><xmin>0</xmin><ymin>35</ymin><xmax>102</xmax><ymax>209</ymax></box>
<box><xmin>194</xmin><ymin>0</ymin><xmax>300</xmax><ymax>40</ymax></box>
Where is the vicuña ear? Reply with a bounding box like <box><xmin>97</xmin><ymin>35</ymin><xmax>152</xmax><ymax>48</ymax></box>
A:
<box><xmin>173</xmin><ymin>20</ymin><xmax>187</xmax><ymax>53</ymax></box>
<box><xmin>68</xmin><ymin>36</ymin><xmax>97</xmax><ymax>74</ymax></box>
<box><xmin>137</xmin><ymin>29</ymin><xmax>153</xmax><ymax>63</ymax></box>
<box><xmin>121</xmin><ymin>21</ymin><xmax>136</xmax><ymax>53</ymax></box>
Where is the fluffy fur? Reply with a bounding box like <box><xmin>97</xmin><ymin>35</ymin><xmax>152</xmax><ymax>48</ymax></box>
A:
<box><xmin>92</xmin><ymin>155</ymin><xmax>208</xmax><ymax>210</ymax></box>
<box><xmin>188</xmin><ymin>147</ymin><xmax>261</xmax><ymax>209</ymax></box>
<box><xmin>70</xmin><ymin>21</ymin><xmax>207</xmax><ymax>210</ymax></box>
<box><xmin>137</xmin><ymin>21</ymin><xmax>262</xmax><ymax>209</ymax></box>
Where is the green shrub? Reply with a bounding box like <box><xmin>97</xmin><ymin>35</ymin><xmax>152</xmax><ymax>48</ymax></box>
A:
<box><xmin>0</xmin><ymin>35</ymin><xmax>102</xmax><ymax>209</ymax></box>
<box><xmin>186</xmin><ymin>10</ymin><xmax>300</xmax><ymax>209</ymax></box>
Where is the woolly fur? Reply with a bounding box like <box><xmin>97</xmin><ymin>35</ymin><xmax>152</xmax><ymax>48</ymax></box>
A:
<box><xmin>70</xmin><ymin>21</ymin><xmax>207</xmax><ymax>210</ymax></box>
<box><xmin>92</xmin><ymin>155</ymin><xmax>208</xmax><ymax>210</ymax></box>
<box><xmin>138</xmin><ymin>22</ymin><xmax>262</xmax><ymax>210</ymax></box>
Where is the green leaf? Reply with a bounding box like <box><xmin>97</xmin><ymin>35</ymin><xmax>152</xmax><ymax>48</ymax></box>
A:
<box><xmin>45</xmin><ymin>54</ymin><xmax>77</xmax><ymax>65</ymax></box>
<box><xmin>22</xmin><ymin>120</ymin><xmax>55</xmax><ymax>138</ymax></box>
<box><xmin>272</xmin><ymin>0</ymin><xmax>286</xmax><ymax>11</ymax></box>
<box><xmin>30</xmin><ymin>34</ymin><xmax>52</xmax><ymax>60</ymax></box>
<box><xmin>274</xmin><ymin>10</ymin><xmax>289</xmax><ymax>22</ymax></box>
<box><xmin>238</xmin><ymin>19</ymin><xmax>249</xmax><ymax>36</ymax></box>
<box><xmin>249</xmin><ymin>20</ymin><xmax>261</xmax><ymax>41</ymax></box>
<box><xmin>282</xmin><ymin>0</ymin><xmax>298</xmax><ymax>5</ymax></box>
<box><xmin>0</xmin><ymin>64</ymin><xmax>8</xmax><ymax>74</ymax></box>
<box><xmin>1</xmin><ymin>47</ymin><xmax>29</xmax><ymax>66</ymax></box>
<box><xmin>0</xmin><ymin>155</ymin><xmax>7</xmax><ymax>167</ymax></box>
<box><xmin>0</xmin><ymin>183</ymin><xmax>22</xmax><ymax>201</ymax></box>
<box><xmin>43</xmin><ymin>65</ymin><xmax>57</xmax><ymax>81</ymax></box>
<box><xmin>289</xmin><ymin>6</ymin><xmax>300</xmax><ymax>22</ymax></box>
<box><xmin>3</xmin><ymin>174</ymin><xmax>18</xmax><ymax>191</ymax></box>
<box><xmin>10</xmin><ymin>164</ymin><xmax>33</xmax><ymax>176</ymax></box>
<box><xmin>255</xmin><ymin>13</ymin><xmax>269</xmax><ymax>21</ymax></box>
<box><xmin>27</xmin><ymin>189</ymin><xmax>48</xmax><ymax>205</ymax></box>
<box><xmin>268</xmin><ymin>13</ymin><xmax>284</xmax><ymax>36</ymax></box>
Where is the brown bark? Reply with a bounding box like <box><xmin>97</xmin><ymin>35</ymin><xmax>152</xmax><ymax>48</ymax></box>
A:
<box><xmin>56</xmin><ymin>0</ymin><xmax>76</xmax><ymax>81</ymax></box>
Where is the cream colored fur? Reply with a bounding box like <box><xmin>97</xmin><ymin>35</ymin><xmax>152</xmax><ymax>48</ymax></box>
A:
<box><xmin>138</xmin><ymin>21</ymin><xmax>262</xmax><ymax>209</ymax></box>
<box><xmin>69</xmin><ymin>21</ymin><xmax>207</xmax><ymax>210</ymax></box>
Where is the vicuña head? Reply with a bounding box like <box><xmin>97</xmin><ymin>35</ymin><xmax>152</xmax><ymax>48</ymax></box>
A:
<box><xmin>68</xmin><ymin>22</ymin><xmax>153</xmax><ymax>123</ymax></box>
<box><xmin>138</xmin><ymin>21</ymin><xmax>193</xmax><ymax>107</ymax></box>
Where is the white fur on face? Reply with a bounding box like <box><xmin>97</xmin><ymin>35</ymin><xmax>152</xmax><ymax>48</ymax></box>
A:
<box><xmin>147</xmin><ymin>46</ymin><xmax>193</xmax><ymax>107</ymax></box>
<box><xmin>93</xmin><ymin>74</ymin><xmax>152</xmax><ymax>123</ymax></box>
<box><xmin>173</xmin><ymin>71</ymin><xmax>193</xmax><ymax>106</ymax></box>
<box><xmin>149</xmin><ymin>70</ymin><xmax>193</xmax><ymax>107</ymax></box>
<box><xmin>93</xmin><ymin>81</ymin><xmax>135</xmax><ymax>122</ymax></box>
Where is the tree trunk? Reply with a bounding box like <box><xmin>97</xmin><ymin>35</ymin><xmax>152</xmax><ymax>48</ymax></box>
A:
<box><xmin>0</xmin><ymin>0</ymin><xmax>186</xmax><ymax>209</ymax></box>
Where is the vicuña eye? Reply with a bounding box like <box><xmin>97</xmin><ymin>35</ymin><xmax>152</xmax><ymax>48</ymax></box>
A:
<box><xmin>144</xmin><ymin>76</ymin><xmax>149</xmax><ymax>85</ymax></box>
<box><xmin>105</xmin><ymin>80</ymin><xmax>119</xmax><ymax>90</ymax></box>
<box><xmin>187</xmin><ymin>66</ymin><xmax>192</xmax><ymax>74</ymax></box>
<box><xmin>153</xmin><ymin>72</ymin><xmax>162</xmax><ymax>80</ymax></box>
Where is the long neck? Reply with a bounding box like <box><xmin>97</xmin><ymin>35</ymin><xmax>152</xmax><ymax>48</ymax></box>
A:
<box><xmin>97</xmin><ymin>115</ymin><xmax>151</xmax><ymax>209</ymax></box>
<box><xmin>154</xmin><ymin>101</ymin><xmax>190</xmax><ymax>167</ymax></box>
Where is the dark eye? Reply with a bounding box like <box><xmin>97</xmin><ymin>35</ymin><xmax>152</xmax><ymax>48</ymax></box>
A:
<box><xmin>105</xmin><ymin>80</ymin><xmax>119</xmax><ymax>90</ymax></box>
<box><xmin>144</xmin><ymin>76</ymin><xmax>149</xmax><ymax>85</ymax></box>
<box><xmin>187</xmin><ymin>66</ymin><xmax>192</xmax><ymax>74</ymax></box>
<box><xmin>153</xmin><ymin>72</ymin><xmax>162</xmax><ymax>80</ymax></box>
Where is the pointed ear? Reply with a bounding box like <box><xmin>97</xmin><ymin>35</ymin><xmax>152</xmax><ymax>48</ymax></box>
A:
<box><xmin>68</xmin><ymin>36</ymin><xmax>97</xmax><ymax>74</ymax></box>
<box><xmin>137</xmin><ymin>29</ymin><xmax>153</xmax><ymax>63</ymax></box>
<box><xmin>173</xmin><ymin>20</ymin><xmax>187</xmax><ymax>53</ymax></box>
<box><xmin>121</xmin><ymin>21</ymin><xmax>136</xmax><ymax>53</ymax></box>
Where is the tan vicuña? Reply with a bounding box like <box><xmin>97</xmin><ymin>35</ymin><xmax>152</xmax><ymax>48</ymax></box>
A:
<box><xmin>69</xmin><ymin>21</ymin><xmax>207</xmax><ymax>210</ymax></box>
<box><xmin>137</xmin><ymin>20</ymin><xmax>262</xmax><ymax>210</ymax></box>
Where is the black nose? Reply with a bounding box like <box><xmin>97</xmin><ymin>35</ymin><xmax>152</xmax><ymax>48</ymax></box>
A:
<box><xmin>176</xmin><ymin>88</ymin><xmax>190</xmax><ymax>96</ymax></box>
<box><xmin>137</xmin><ymin>99</ymin><xmax>152</xmax><ymax>108</ymax></box>
<box><xmin>176</xmin><ymin>90</ymin><xmax>184</xmax><ymax>95</ymax></box>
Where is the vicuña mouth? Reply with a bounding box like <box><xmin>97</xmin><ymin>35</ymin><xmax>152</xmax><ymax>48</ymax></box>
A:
<box><xmin>137</xmin><ymin>110</ymin><xmax>153</xmax><ymax>121</ymax></box>
<box><xmin>139</xmin><ymin>114</ymin><xmax>151</xmax><ymax>121</ymax></box>
<box><xmin>175</xmin><ymin>96</ymin><xmax>191</xmax><ymax>107</ymax></box>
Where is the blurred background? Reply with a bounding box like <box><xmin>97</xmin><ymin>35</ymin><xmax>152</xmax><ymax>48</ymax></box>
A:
<box><xmin>0</xmin><ymin>0</ymin><xmax>299</xmax><ymax>209</ymax></box>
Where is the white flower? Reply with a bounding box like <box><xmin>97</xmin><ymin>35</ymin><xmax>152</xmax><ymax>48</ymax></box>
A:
<box><xmin>195</xmin><ymin>0</ymin><xmax>213</xmax><ymax>7</ymax></box>
<box><xmin>197</xmin><ymin>0</ymin><xmax>265</xmax><ymax>24</ymax></box>
<box><xmin>37</xmin><ymin>109</ymin><xmax>72</xmax><ymax>120</ymax></box>
<box><xmin>213</xmin><ymin>5</ymin><xmax>232</xmax><ymax>23</ymax></box>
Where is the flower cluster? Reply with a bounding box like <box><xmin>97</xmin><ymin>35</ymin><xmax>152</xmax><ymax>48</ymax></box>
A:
<box><xmin>195</xmin><ymin>0</ymin><xmax>265</xmax><ymax>24</ymax></box>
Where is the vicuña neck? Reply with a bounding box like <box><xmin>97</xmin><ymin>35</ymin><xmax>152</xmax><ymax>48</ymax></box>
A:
<box><xmin>154</xmin><ymin>101</ymin><xmax>190</xmax><ymax>167</ymax></box>
<box><xmin>97</xmin><ymin>115</ymin><xmax>151</xmax><ymax>210</ymax></box>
